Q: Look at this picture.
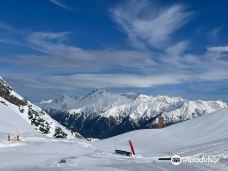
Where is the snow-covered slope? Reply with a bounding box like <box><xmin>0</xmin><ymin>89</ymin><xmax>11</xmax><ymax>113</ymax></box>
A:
<box><xmin>0</xmin><ymin>100</ymin><xmax>37</xmax><ymax>136</ymax></box>
<box><xmin>38</xmin><ymin>89</ymin><xmax>133</xmax><ymax>113</ymax></box>
<box><xmin>0</xmin><ymin>76</ymin><xmax>83</xmax><ymax>139</ymax></box>
<box><xmin>41</xmin><ymin>89</ymin><xmax>227</xmax><ymax>139</ymax></box>
<box><xmin>39</xmin><ymin>95</ymin><xmax>79</xmax><ymax>111</ymax></box>
<box><xmin>0</xmin><ymin>108</ymin><xmax>228</xmax><ymax>171</ymax></box>
<box><xmin>98</xmin><ymin>108</ymin><xmax>228</xmax><ymax>157</ymax></box>
<box><xmin>68</xmin><ymin>89</ymin><xmax>133</xmax><ymax>118</ymax></box>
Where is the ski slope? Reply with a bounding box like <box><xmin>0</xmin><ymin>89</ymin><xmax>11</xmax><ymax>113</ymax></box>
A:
<box><xmin>0</xmin><ymin>102</ymin><xmax>37</xmax><ymax>137</ymax></box>
<box><xmin>0</xmin><ymin>108</ymin><xmax>227</xmax><ymax>170</ymax></box>
<box><xmin>97</xmin><ymin>108</ymin><xmax>228</xmax><ymax>157</ymax></box>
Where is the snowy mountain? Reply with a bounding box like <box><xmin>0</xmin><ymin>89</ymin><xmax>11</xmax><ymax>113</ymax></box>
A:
<box><xmin>0</xmin><ymin>76</ymin><xmax>83</xmax><ymax>139</ymax></box>
<box><xmin>38</xmin><ymin>89</ymin><xmax>134</xmax><ymax>112</ymax></box>
<box><xmin>39</xmin><ymin>95</ymin><xmax>79</xmax><ymax>111</ymax></box>
<box><xmin>39</xmin><ymin>89</ymin><xmax>227</xmax><ymax>139</ymax></box>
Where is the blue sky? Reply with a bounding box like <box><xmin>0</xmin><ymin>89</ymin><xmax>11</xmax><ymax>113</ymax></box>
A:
<box><xmin>0</xmin><ymin>0</ymin><xmax>228</xmax><ymax>102</ymax></box>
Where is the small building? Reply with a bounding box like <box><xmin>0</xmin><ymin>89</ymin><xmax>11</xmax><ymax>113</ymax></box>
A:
<box><xmin>7</xmin><ymin>134</ymin><xmax>20</xmax><ymax>141</ymax></box>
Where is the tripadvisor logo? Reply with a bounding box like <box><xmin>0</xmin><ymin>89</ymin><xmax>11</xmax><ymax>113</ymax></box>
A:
<box><xmin>171</xmin><ymin>155</ymin><xmax>182</xmax><ymax>165</ymax></box>
<box><xmin>170</xmin><ymin>154</ymin><xmax>220</xmax><ymax>165</ymax></box>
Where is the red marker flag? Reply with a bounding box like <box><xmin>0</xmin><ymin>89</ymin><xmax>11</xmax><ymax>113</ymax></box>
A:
<box><xmin>129</xmin><ymin>140</ymin><xmax>135</xmax><ymax>156</ymax></box>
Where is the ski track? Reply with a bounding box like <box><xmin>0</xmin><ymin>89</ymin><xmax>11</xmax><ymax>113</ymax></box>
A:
<box><xmin>177</xmin><ymin>140</ymin><xmax>228</xmax><ymax>155</ymax></box>
<box><xmin>0</xmin><ymin>138</ymin><xmax>228</xmax><ymax>171</ymax></box>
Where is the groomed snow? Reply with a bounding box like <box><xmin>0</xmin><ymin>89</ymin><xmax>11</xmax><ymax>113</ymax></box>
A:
<box><xmin>0</xmin><ymin>108</ymin><xmax>228</xmax><ymax>171</ymax></box>
<box><xmin>0</xmin><ymin>100</ymin><xmax>37</xmax><ymax>137</ymax></box>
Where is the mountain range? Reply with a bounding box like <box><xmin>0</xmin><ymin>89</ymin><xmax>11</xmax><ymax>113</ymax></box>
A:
<box><xmin>38</xmin><ymin>89</ymin><xmax>227</xmax><ymax>139</ymax></box>
<box><xmin>0</xmin><ymin>76</ymin><xmax>228</xmax><ymax>170</ymax></box>
<box><xmin>1</xmin><ymin>75</ymin><xmax>226</xmax><ymax>140</ymax></box>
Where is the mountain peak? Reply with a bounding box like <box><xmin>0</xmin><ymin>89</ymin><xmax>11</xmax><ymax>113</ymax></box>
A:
<box><xmin>82</xmin><ymin>89</ymin><xmax>110</xmax><ymax>100</ymax></box>
<box><xmin>120</xmin><ymin>92</ymin><xmax>138</xmax><ymax>99</ymax></box>
<box><xmin>136</xmin><ymin>94</ymin><xmax>151</xmax><ymax>102</ymax></box>
<box><xmin>91</xmin><ymin>89</ymin><xmax>108</xmax><ymax>95</ymax></box>
<box><xmin>59</xmin><ymin>94</ymin><xmax>78</xmax><ymax>100</ymax></box>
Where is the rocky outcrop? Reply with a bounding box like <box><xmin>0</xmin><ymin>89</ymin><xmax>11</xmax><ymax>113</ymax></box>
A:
<box><xmin>0</xmin><ymin>76</ymin><xmax>83</xmax><ymax>139</ymax></box>
<box><xmin>0</xmin><ymin>78</ymin><xmax>27</xmax><ymax>106</ymax></box>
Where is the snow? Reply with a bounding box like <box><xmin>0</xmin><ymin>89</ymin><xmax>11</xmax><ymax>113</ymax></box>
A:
<box><xmin>0</xmin><ymin>96</ymin><xmax>79</xmax><ymax>139</ymax></box>
<box><xmin>10</xmin><ymin>90</ymin><xmax>25</xmax><ymax>101</ymax></box>
<box><xmin>68</xmin><ymin>89</ymin><xmax>133</xmax><ymax>118</ymax></box>
<box><xmin>0</xmin><ymin>108</ymin><xmax>228</xmax><ymax>170</ymax></box>
<box><xmin>0</xmin><ymin>76</ymin><xmax>83</xmax><ymax>139</ymax></box>
<box><xmin>98</xmin><ymin>108</ymin><xmax>228</xmax><ymax>157</ymax></box>
<box><xmin>38</xmin><ymin>95</ymin><xmax>79</xmax><ymax>111</ymax></box>
<box><xmin>0</xmin><ymin>98</ymin><xmax>37</xmax><ymax>137</ymax></box>
<box><xmin>40</xmin><ymin>90</ymin><xmax>227</xmax><ymax>126</ymax></box>
<box><xmin>1</xmin><ymin>78</ymin><xmax>228</xmax><ymax>170</ymax></box>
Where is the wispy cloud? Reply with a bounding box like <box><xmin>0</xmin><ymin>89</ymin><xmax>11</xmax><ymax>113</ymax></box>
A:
<box><xmin>111</xmin><ymin>0</ymin><xmax>193</xmax><ymax>49</ymax></box>
<box><xmin>5</xmin><ymin>73</ymin><xmax>187</xmax><ymax>90</ymax></box>
<box><xmin>208</xmin><ymin>27</ymin><xmax>222</xmax><ymax>41</ymax></box>
<box><xmin>2</xmin><ymin>30</ymin><xmax>152</xmax><ymax>73</ymax></box>
<box><xmin>166</xmin><ymin>41</ymin><xmax>189</xmax><ymax>56</ymax></box>
<box><xmin>0</xmin><ymin>22</ymin><xmax>16</xmax><ymax>32</ymax></box>
<box><xmin>0</xmin><ymin>19</ymin><xmax>228</xmax><ymax>101</ymax></box>
<box><xmin>49</xmin><ymin>0</ymin><xmax>71</xmax><ymax>11</ymax></box>
<box><xmin>207</xmin><ymin>45</ymin><xmax>228</xmax><ymax>54</ymax></box>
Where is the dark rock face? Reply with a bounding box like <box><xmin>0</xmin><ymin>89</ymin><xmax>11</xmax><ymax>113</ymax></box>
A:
<box><xmin>59</xmin><ymin>159</ymin><xmax>67</xmax><ymax>163</ymax></box>
<box><xmin>47</xmin><ymin>110</ymin><xmax>159</xmax><ymax>139</ymax></box>
<box><xmin>53</xmin><ymin>127</ymin><xmax>67</xmax><ymax>138</ymax></box>
<box><xmin>28</xmin><ymin>106</ymin><xmax>51</xmax><ymax>134</ymax></box>
<box><xmin>0</xmin><ymin>78</ymin><xmax>27</xmax><ymax>106</ymax></box>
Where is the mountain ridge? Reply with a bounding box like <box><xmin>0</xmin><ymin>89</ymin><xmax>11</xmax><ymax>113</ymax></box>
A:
<box><xmin>38</xmin><ymin>89</ymin><xmax>227</xmax><ymax>139</ymax></box>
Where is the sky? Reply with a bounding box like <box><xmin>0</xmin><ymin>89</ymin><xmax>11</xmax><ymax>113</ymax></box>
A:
<box><xmin>0</xmin><ymin>0</ymin><xmax>228</xmax><ymax>102</ymax></box>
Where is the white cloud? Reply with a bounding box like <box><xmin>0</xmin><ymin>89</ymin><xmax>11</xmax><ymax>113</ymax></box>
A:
<box><xmin>5</xmin><ymin>73</ymin><xmax>187</xmax><ymax>90</ymax></box>
<box><xmin>1</xmin><ymin>21</ymin><xmax>228</xmax><ymax>95</ymax></box>
<box><xmin>4</xmin><ymin>30</ymin><xmax>228</xmax><ymax>86</ymax></box>
<box><xmin>166</xmin><ymin>41</ymin><xmax>189</xmax><ymax>56</ymax></box>
<box><xmin>111</xmin><ymin>0</ymin><xmax>192</xmax><ymax>49</ymax></box>
<box><xmin>4</xmin><ymin>31</ymin><xmax>152</xmax><ymax>72</ymax></box>
<box><xmin>49</xmin><ymin>0</ymin><xmax>71</xmax><ymax>11</ymax></box>
<box><xmin>207</xmin><ymin>45</ymin><xmax>228</xmax><ymax>54</ymax></box>
<box><xmin>198</xmin><ymin>68</ymin><xmax>228</xmax><ymax>81</ymax></box>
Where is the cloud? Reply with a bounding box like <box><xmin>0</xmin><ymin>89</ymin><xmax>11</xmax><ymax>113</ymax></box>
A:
<box><xmin>207</xmin><ymin>45</ymin><xmax>228</xmax><ymax>54</ymax></box>
<box><xmin>49</xmin><ymin>0</ymin><xmax>71</xmax><ymax>11</ymax></box>
<box><xmin>5</xmin><ymin>73</ymin><xmax>187</xmax><ymax>90</ymax></box>
<box><xmin>3</xmin><ymin>31</ymin><xmax>152</xmax><ymax>73</ymax></box>
<box><xmin>111</xmin><ymin>0</ymin><xmax>192</xmax><ymax>49</ymax></box>
<box><xmin>0</xmin><ymin>22</ymin><xmax>16</xmax><ymax>32</ymax></box>
<box><xmin>207</xmin><ymin>27</ymin><xmax>222</xmax><ymax>41</ymax></box>
<box><xmin>1</xmin><ymin>21</ymin><xmax>228</xmax><ymax>100</ymax></box>
<box><xmin>166</xmin><ymin>41</ymin><xmax>189</xmax><ymax>56</ymax></box>
<box><xmin>198</xmin><ymin>68</ymin><xmax>228</xmax><ymax>81</ymax></box>
<box><xmin>3</xmin><ymin>30</ymin><xmax>228</xmax><ymax>84</ymax></box>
